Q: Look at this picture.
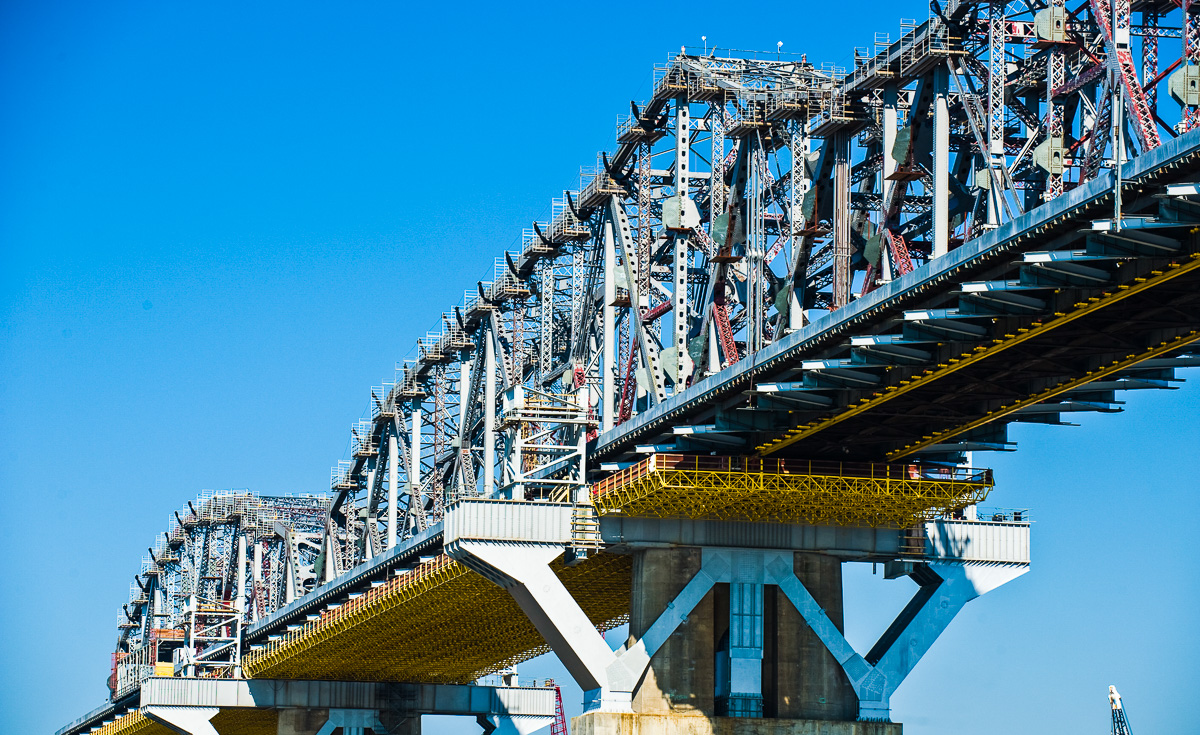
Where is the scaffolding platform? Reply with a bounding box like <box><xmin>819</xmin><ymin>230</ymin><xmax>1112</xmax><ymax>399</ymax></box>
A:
<box><xmin>590</xmin><ymin>454</ymin><xmax>993</xmax><ymax>528</ymax></box>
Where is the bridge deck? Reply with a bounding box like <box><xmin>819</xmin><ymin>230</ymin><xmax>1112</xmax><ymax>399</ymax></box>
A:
<box><xmin>244</xmin><ymin>553</ymin><xmax>630</xmax><ymax>683</ymax></box>
<box><xmin>593</xmin><ymin>129</ymin><xmax>1200</xmax><ymax>463</ymax></box>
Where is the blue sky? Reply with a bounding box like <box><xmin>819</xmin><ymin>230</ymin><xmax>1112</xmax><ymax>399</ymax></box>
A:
<box><xmin>1</xmin><ymin>1</ymin><xmax>1196</xmax><ymax>733</ymax></box>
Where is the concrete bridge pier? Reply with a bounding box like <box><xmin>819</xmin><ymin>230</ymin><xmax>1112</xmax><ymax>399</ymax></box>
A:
<box><xmin>445</xmin><ymin>499</ymin><xmax>1031</xmax><ymax>735</ymax></box>
<box><xmin>573</xmin><ymin>548</ymin><xmax>877</xmax><ymax>735</ymax></box>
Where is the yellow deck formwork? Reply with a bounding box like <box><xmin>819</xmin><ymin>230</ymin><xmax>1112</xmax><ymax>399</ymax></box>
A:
<box><xmin>85</xmin><ymin>712</ymin><xmax>175</xmax><ymax>735</ymax></box>
<box><xmin>244</xmin><ymin>552</ymin><xmax>630</xmax><ymax>682</ymax></box>
<box><xmin>590</xmin><ymin>454</ymin><xmax>992</xmax><ymax>528</ymax></box>
<box><xmin>207</xmin><ymin>709</ymin><xmax>279</xmax><ymax>735</ymax></box>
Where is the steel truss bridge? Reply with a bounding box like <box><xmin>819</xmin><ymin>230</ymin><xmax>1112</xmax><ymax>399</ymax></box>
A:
<box><xmin>64</xmin><ymin>1</ymin><xmax>1200</xmax><ymax>733</ymax></box>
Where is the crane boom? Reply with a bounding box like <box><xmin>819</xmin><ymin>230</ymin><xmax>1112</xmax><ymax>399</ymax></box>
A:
<box><xmin>1110</xmin><ymin>685</ymin><xmax>1133</xmax><ymax>735</ymax></box>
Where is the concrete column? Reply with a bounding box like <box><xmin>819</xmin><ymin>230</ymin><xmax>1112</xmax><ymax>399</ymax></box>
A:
<box><xmin>717</xmin><ymin>582</ymin><xmax>765</xmax><ymax>717</ymax></box>
<box><xmin>933</xmin><ymin>67</ymin><xmax>950</xmax><ymax>258</ymax></box>
<box><xmin>145</xmin><ymin>706</ymin><xmax>219</xmax><ymax>735</ymax></box>
<box><xmin>767</xmin><ymin>554</ymin><xmax>856</xmax><ymax>720</ymax></box>
<box><xmin>484</xmin><ymin>332</ymin><xmax>496</xmax><ymax>497</ymax></box>
<box><xmin>382</xmin><ymin>714</ymin><xmax>421</xmax><ymax>735</ymax></box>
<box><xmin>629</xmin><ymin>548</ymin><xmax>715</xmax><ymax>715</ymax></box>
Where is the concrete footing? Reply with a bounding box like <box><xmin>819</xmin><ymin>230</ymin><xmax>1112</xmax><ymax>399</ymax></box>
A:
<box><xmin>572</xmin><ymin>712</ymin><xmax>901</xmax><ymax>735</ymax></box>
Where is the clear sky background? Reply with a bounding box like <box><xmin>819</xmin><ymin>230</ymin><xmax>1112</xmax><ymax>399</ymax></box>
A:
<box><xmin>1</xmin><ymin>2</ymin><xmax>1196</xmax><ymax>734</ymax></box>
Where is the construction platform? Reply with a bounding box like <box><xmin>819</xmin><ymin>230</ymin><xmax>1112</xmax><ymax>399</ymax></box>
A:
<box><xmin>591</xmin><ymin>454</ymin><xmax>992</xmax><ymax>527</ymax></box>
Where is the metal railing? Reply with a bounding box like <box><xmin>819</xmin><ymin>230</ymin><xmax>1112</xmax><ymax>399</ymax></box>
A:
<box><xmin>592</xmin><ymin>453</ymin><xmax>992</xmax><ymax>497</ymax></box>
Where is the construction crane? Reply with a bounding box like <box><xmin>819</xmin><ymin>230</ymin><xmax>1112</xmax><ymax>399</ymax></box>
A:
<box><xmin>1110</xmin><ymin>686</ymin><xmax>1132</xmax><ymax>735</ymax></box>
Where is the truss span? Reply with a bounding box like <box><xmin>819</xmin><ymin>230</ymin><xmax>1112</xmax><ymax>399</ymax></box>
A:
<box><xmin>61</xmin><ymin>2</ymin><xmax>1200</xmax><ymax>732</ymax></box>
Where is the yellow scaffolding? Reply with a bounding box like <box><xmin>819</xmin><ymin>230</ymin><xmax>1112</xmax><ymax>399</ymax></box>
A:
<box><xmin>590</xmin><ymin>454</ymin><xmax>992</xmax><ymax>528</ymax></box>
<box><xmin>84</xmin><ymin>712</ymin><xmax>174</xmax><ymax>735</ymax></box>
<box><xmin>244</xmin><ymin>552</ymin><xmax>630</xmax><ymax>682</ymax></box>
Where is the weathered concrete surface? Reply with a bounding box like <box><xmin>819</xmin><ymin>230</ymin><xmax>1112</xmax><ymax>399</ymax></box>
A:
<box><xmin>572</xmin><ymin>712</ymin><xmax>901</xmax><ymax>735</ymax></box>
<box><xmin>768</xmin><ymin>554</ymin><xmax>856</xmax><ymax>720</ymax></box>
<box><xmin>629</xmin><ymin>548</ymin><xmax>715</xmax><ymax>714</ymax></box>
<box><xmin>208</xmin><ymin>708</ymin><xmax>278</xmax><ymax>735</ymax></box>
<box><xmin>275</xmin><ymin>708</ymin><xmax>330</xmax><ymax>735</ymax></box>
<box><xmin>380</xmin><ymin>712</ymin><xmax>422</xmax><ymax>735</ymax></box>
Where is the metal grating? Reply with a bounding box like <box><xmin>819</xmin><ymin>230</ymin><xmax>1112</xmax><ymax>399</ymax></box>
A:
<box><xmin>591</xmin><ymin>454</ymin><xmax>992</xmax><ymax>528</ymax></box>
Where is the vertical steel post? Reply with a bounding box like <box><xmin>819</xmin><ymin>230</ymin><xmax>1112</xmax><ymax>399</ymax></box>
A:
<box><xmin>409</xmin><ymin>401</ymin><xmax>423</xmax><ymax>522</ymax></box>
<box><xmin>1046</xmin><ymin>0</ymin><xmax>1066</xmax><ymax>201</ymax></box>
<box><xmin>602</xmin><ymin>221</ymin><xmax>616</xmax><ymax>432</ymax></box>
<box><xmin>1142</xmin><ymin>10</ymin><xmax>1158</xmax><ymax>114</ymax></box>
<box><xmin>364</xmin><ymin>461</ymin><xmax>377</xmax><ymax>557</ymax></box>
<box><xmin>748</xmin><ymin>140</ymin><xmax>763</xmax><ymax>352</ymax></box>
<box><xmin>1186</xmin><ymin>0</ymin><xmax>1200</xmax><ymax>131</ymax></box>
<box><xmin>540</xmin><ymin>259</ymin><xmax>553</xmax><ymax>379</ymax></box>
<box><xmin>832</xmin><ymin>132</ymin><xmax>851</xmax><ymax>308</ymax></box>
<box><xmin>386</xmin><ymin>425</ymin><xmax>399</xmax><ymax>548</ymax></box>
<box><xmin>707</xmin><ymin>320</ymin><xmax>720</xmax><ymax>373</ymax></box>
<box><xmin>455</xmin><ymin>358</ymin><xmax>472</xmax><ymax>502</ymax></box>
<box><xmin>789</xmin><ymin>122</ymin><xmax>809</xmax><ymax>330</ymax></box>
<box><xmin>235</xmin><ymin>532</ymin><xmax>247</xmax><ymax>615</ymax></box>
<box><xmin>234</xmin><ymin>531</ymin><xmax>246</xmax><ymax>674</ymax></box>
<box><xmin>988</xmin><ymin>1</ymin><xmax>1006</xmax><ymax>226</ymax></box>
<box><xmin>457</xmin><ymin>360</ymin><xmax>471</xmax><ymax>439</ymax></box>
<box><xmin>674</xmin><ymin>97</ymin><xmax>691</xmax><ymax>384</ymax></box>
<box><xmin>711</xmin><ymin>104</ymin><xmax>727</xmax><ymax>217</ymax></box>
<box><xmin>933</xmin><ymin>66</ymin><xmax>951</xmax><ymax>258</ymax></box>
<box><xmin>881</xmin><ymin>83</ymin><xmax>898</xmax><ymax>278</ymax></box>
<box><xmin>251</xmin><ymin>540</ymin><xmax>262</xmax><ymax>622</ymax></box>
<box><xmin>484</xmin><ymin>331</ymin><xmax>496</xmax><ymax>497</ymax></box>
